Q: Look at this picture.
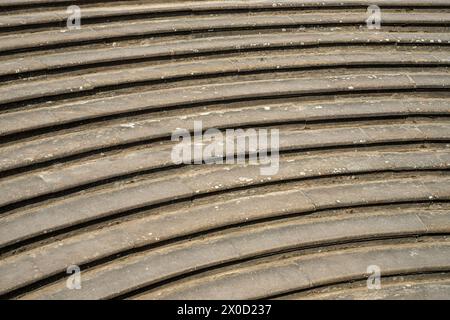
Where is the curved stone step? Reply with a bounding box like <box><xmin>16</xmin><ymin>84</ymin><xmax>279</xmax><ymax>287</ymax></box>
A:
<box><xmin>10</xmin><ymin>213</ymin><xmax>450</xmax><ymax>299</ymax></box>
<box><xmin>280</xmin><ymin>275</ymin><xmax>450</xmax><ymax>299</ymax></box>
<box><xmin>2</xmin><ymin>51</ymin><xmax>450</xmax><ymax>107</ymax></box>
<box><xmin>1</xmin><ymin>0</ymin><xmax>449</xmax><ymax>10</ymax></box>
<box><xmin>0</xmin><ymin>100</ymin><xmax>448</xmax><ymax>207</ymax></box>
<box><xmin>1</xmin><ymin>31</ymin><xmax>449</xmax><ymax>77</ymax></box>
<box><xmin>3</xmin><ymin>198</ymin><xmax>447</xmax><ymax>296</ymax></box>
<box><xmin>1</xmin><ymin>71</ymin><xmax>449</xmax><ymax>143</ymax></box>
<box><xmin>1</xmin><ymin>170</ymin><xmax>448</xmax><ymax>253</ymax></box>
<box><xmin>132</xmin><ymin>239</ymin><xmax>450</xmax><ymax>300</ymax></box>
<box><xmin>2</xmin><ymin>0</ymin><xmax>449</xmax><ymax>300</ymax></box>
<box><xmin>1</xmin><ymin>119</ymin><xmax>449</xmax><ymax>173</ymax></box>
<box><xmin>2</xmin><ymin>12</ymin><xmax>449</xmax><ymax>53</ymax></box>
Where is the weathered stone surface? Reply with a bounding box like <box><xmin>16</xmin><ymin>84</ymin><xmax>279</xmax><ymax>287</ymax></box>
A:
<box><xmin>1</xmin><ymin>0</ymin><xmax>449</xmax><ymax>300</ymax></box>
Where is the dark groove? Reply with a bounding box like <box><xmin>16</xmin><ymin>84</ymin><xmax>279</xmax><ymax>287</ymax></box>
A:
<box><xmin>2</xmin><ymin>1</ymin><xmax>450</xmax><ymax>12</ymax></box>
